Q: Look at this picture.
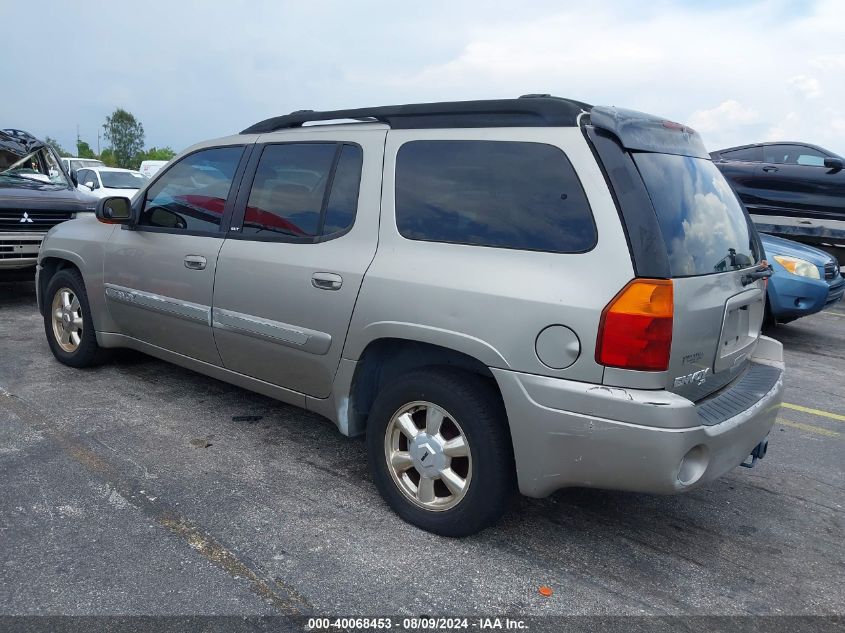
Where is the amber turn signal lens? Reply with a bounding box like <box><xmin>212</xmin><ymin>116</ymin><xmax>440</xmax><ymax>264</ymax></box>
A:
<box><xmin>595</xmin><ymin>279</ymin><xmax>674</xmax><ymax>372</ymax></box>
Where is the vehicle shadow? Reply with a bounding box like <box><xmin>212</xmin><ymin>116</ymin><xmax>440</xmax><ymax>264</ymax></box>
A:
<box><xmin>0</xmin><ymin>279</ymin><xmax>37</xmax><ymax>307</ymax></box>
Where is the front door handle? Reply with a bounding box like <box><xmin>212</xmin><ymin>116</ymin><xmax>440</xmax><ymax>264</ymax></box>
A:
<box><xmin>762</xmin><ymin>165</ymin><xmax>779</xmax><ymax>172</ymax></box>
<box><xmin>184</xmin><ymin>255</ymin><xmax>207</xmax><ymax>270</ymax></box>
<box><xmin>311</xmin><ymin>272</ymin><xmax>343</xmax><ymax>291</ymax></box>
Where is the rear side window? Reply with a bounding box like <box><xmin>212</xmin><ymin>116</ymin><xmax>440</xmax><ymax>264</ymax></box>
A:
<box><xmin>720</xmin><ymin>147</ymin><xmax>762</xmax><ymax>162</ymax></box>
<box><xmin>395</xmin><ymin>140</ymin><xmax>596</xmax><ymax>253</ymax></box>
<box><xmin>633</xmin><ymin>153</ymin><xmax>760</xmax><ymax>277</ymax></box>
<box><xmin>242</xmin><ymin>143</ymin><xmax>362</xmax><ymax>239</ymax></box>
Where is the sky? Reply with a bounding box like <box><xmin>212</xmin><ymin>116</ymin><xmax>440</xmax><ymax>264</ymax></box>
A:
<box><xmin>2</xmin><ymin>0</ymin><xmax>843</xmax><ymax>156</ymax></box>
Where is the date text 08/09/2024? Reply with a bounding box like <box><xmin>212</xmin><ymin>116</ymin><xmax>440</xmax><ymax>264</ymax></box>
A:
<box><xmin>306</xmin><ymin>617</ymin><xmax>529</xmax><ymax>630</ymax></box>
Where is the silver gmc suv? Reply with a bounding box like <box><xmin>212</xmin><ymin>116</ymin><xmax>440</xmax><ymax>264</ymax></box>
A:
<box><xmin>36</xmin><ymin>96</ymin><xmax>785</xmax><ymax>536</ymax></box>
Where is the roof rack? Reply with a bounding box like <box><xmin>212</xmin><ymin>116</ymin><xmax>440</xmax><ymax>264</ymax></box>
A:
<box><xmin>241</xmin><ymin>95</ymin><xmax>592</xmax><ymax>134</ymax></box>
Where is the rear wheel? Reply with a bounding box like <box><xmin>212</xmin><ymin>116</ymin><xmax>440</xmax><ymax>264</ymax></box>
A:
<box><xmin>366</xmin><ymin>368</ymin><xmax>514</xmax><ymax>537</ymax></box>
<box><xmin>43</xmin><ymin>269</ymin><xmax>110</xmax><ymax>367</ymax></box>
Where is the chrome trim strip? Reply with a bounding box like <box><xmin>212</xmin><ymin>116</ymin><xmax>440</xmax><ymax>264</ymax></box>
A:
<box><xmin>104</xmin><ymin>283</ymin><xmax>211</xmax><ymax>325</ymax></box>
<box><xmin>212</xmin><ymin>307</ymin><xmax>332</xmax><ymax>355</ymax></box>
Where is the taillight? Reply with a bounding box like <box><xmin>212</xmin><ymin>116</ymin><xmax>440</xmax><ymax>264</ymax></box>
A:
<box><xmin>595</xmin><ymin>279</ymin><xmax>673</xmax><ymax>372</ymax></box>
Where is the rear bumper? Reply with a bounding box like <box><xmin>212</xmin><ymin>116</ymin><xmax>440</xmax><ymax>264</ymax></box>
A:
<box><xmin>494</xmin><ymin>337</ymin><xmax>784</xmax><ymax>498</ymax></box>
<box><xmin>0</xmin><ymin>233</ymin><xmax>43</xmax><ymax>270</ymax></box>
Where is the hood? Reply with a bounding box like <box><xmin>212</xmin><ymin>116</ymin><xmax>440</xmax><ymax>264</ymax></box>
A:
<box><xmin>760</xmin><ymin>233</ymin><xmax>834</xmax><ymax>267</ymax></box>
<box><xmin>0</xmin><ymin>181</ymin><xmax>98</xmax><ymax>212</ymax></box>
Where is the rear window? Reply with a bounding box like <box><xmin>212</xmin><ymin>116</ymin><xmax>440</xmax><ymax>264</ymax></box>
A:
<box><xmin>633</xmin><ymin>153</ymin><xmax>760</xmax><ymax>277</ymax></box>
<box><xmin>395</xmin><ymin>140</ymin><xmax>596</xmax><ymax>253</ymax></box>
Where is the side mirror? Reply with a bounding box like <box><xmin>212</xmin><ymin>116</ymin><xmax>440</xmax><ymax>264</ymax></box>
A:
<box><xmin>824</xmin><ymin>157</ymin><xmax>844</xmax><ymax>171</ymax></box>
<box><xmin>96</xmin><ymin>196</ymin><xmax>134</xmax><ymax>224</ymax></box>
<box><xmin>69</xmin><ymin>170</ymin><xmax>78</xmax><ymax>186</ymax></box>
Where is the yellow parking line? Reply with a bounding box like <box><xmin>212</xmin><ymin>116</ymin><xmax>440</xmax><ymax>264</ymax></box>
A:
<box><xmin>777</xmin><ymin>418</ymin><xmax>840</xmax><ymax>438</ymax></box>
<box><xmin>782</xmin><ymin>403</ymin><xmax>845</xmax><ymax>423</ymax></box>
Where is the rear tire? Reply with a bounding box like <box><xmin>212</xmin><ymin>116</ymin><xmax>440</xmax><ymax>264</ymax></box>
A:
<box><xmin>366</xmin><ymin>368</ymin><xmax>515</xmax><ymax>537</ymax></box>
<box><xmin>43</xmin><ymin>269</ymin><xmax>110</xmax><ymax>368</ymax></box>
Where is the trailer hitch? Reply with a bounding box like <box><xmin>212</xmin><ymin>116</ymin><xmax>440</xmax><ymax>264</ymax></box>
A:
<box><xmin>740</xmin><ymin>436</ymin><xmax>769</xmax><ymax>468</ymax></box>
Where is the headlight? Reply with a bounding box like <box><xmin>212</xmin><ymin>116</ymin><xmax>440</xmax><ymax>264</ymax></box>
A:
<box><xmin>773</xmin><ymin>255</ymin><xmax>821</xmax><ymax>279</ymax></box>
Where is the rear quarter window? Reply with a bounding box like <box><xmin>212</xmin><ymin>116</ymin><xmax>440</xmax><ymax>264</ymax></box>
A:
<box><xmin>395</xmin><ymin>140</ymin><xmax>597</xmax><ymax>253</ymax></box>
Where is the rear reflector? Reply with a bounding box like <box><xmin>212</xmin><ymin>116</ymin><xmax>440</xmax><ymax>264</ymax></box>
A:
<box><xmin>596</xmin><ymin>279</ymin><xmax>673</xmax><ymax>372</ymax></box>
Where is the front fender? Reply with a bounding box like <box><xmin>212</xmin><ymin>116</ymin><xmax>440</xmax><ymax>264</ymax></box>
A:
<box><xmin>37</xmin><ymin>216</ymin><xmax>116</xmax><ymax>333</ymax></box>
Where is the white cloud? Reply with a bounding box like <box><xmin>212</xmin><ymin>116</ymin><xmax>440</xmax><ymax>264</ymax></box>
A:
<box><xmin>789</xmin><ymin>75</ymin><xmax>823</xmax><ymax>99</ymax></box>
<box><xmin>688</xmin><ymin>101</ymin><xmax>760</xmax><ymax>134</ymax></box>
<box><xmin>1</xmin><ymin>0</ymin><xmax>844</xmax><ymax>156</ymax></box>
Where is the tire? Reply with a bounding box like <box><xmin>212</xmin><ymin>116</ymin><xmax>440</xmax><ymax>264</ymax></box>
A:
<box><xmin>43</xmin><ymin>268</ymin><xmax>110</xmax><ymax>368</ymax></box>
<box><xmin>366</xmin><ymin>367</ymin><xmax>515</xmax><ymax>537</ymax></box>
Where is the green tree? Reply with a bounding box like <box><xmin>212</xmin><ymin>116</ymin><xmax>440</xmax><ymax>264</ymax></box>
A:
<box><xmin>76</xmin><ymin>140</ymin><xmax>96</xmax><ymax>159</ymax></box>
<box><xmin>143</xmin><ymin>146</ymin><xmax>176</xmax><ymax>161</ymax></box>
<box><xmin>103</xmin><ymin>108</ymin><xmax>145</xmax><ymax>169</ymax></box>
<box><xmin>44</xmin><ymin>136</ymin><xmax>71</xmax><ymax>157</ymax></box>
<box><xmin>99</xmin><ymin>148</ymin><xmax>117</xmax><ymax>167</ymax></box>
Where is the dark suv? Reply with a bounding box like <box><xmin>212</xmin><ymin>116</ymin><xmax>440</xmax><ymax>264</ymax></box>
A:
<box><xmin>711</xmin><ymin>141</ymin><xmax>845</xmax><ymax>246</ymax></box>
<box><xmin>1</xmin><ymin>129</ymin><xmax>96</xmax><ymax>275</ymax></box>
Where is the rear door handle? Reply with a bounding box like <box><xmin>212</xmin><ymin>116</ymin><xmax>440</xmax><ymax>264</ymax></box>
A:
<box><xmin>184</xmin><ymin>255</ymin><xmax>207</xmax><ymax>270</ymax></box>
<box><xmin>311</xmin><ymin>272</ymin><xmax>342</xmax><ymax>291</ymax></box>
<box><xmin>762</xmin><ymin>165</ymin><xmax>779</xmax><ymax>172</ymax></box>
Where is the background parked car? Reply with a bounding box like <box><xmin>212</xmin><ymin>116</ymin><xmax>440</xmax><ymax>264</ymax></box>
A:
<box><xmin>139</xmin><ymin>160</ymin><xmax>168</xmax><ymax>178</ymax></box>
<box><xmin>76</xmin><ymin>167</ymin><xmax>148</xmax><ymax>199</ymax></box>
<box><xmin>712</xmin><ymin>142</ymin><xmax>845</xmax><ymax>247</ymax></box>
<box><xmin>61</xmin><ymin>156</ymin><xmax>104</xmax><ymax>173</ymax></box>
<box><xmin>762</xmin><ymin>233</ymin><xmax>843</xmax><ymax>324</ymax></box>
<box><xmin>1</xmin><ymin>129</ymin><xmax>96</xmax><ymax>276</ymax></box>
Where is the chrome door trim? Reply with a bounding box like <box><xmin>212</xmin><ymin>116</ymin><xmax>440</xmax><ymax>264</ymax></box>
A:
<box><xmin>212</xmin><ymin>307</ymin><xmax>332</xmax><ymax>355</ymax></box>
<box><xmin>105</xmin><ymin>283</ymin><xmax>212</xmax><ymax>325</ymax></box>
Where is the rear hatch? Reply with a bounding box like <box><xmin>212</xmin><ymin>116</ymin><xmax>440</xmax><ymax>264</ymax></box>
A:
<box><xmin>586</xmin><ymin>108</ymin><xmax>766</xmax><ymax>401</ymax></box>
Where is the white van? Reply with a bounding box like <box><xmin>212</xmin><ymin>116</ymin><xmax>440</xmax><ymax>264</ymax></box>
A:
<box><xmin>138</xmin><ymin>160</ymin><xmax>168</xmax><ymax>178</ymax></box>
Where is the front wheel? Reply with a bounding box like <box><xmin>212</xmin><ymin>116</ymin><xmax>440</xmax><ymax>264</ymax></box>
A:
<box><xmin>366</xmin><ymin>368</ymin><xmax>515</xmax><ymax>537</ymax></box>
<box><xmin>43</xmin><ymin>269</ymin><xmax>110</xmax><ymax>368</ymax></box>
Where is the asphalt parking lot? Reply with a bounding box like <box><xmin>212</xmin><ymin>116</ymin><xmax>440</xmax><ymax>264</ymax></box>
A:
<box><xmin>1</xmin><ymin>279</ymin><xmax>843</xmax><ymax>619</ymax></box>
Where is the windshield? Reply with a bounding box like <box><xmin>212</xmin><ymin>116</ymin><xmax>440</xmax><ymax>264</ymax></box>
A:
<box><xmin>70</xmin><ymin>159</ymin><xmax>104</xmax><ymax>171</ymax></box>
<box><xmin>1</xmin><ymin>146</ymin><xmax>70</xmax><ymax>187</ymax></box>
<box><xmin>100</xmin><ymin>171</ymin><xmax>148</xmax><ymax>189</ymax></box>
<box><xmin>633</xmin><ymin>153</ymin><xmax>760</xmax><ymax>277</ymax></box>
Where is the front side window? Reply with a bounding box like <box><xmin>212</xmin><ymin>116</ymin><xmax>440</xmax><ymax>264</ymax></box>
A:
<box><xmin>763</xmin><ymin>144</ymin><xmax>826</xmax><ymax>166</ymax></box>
<box><xmin>242</xmin><ymin>143</ymin><xmax>362</xmax><ymax>239</ymax></box>
<box><xmin>634</xmin><ymin>152</ymin><xmax>760</xmax><ymax>277</ymax></box>
<box><xmin>140</xmin><ymin>146</ymin><xmax>243</xmax><ymax>232</ymax></box>
<box><xmin>395</xmin><ymin>140</ymin><xmax>597</xmax><ymax>253</ymax></box>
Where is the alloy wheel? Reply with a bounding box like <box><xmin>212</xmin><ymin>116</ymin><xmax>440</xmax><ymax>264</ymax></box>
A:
<box><xmin>51</xmin><ymin>287</ymin><xmax>83</xmax><ymax>353</ymax></box>
<box><xmin>383</xmin><ymin>401</ymin><xmax>473</xmax><ymax>511</ymax></box>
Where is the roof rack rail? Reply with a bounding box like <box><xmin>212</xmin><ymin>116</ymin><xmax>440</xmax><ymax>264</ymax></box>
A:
<box><xmin>241</xmin><ymin>96</ymin><xmax>592</xmax><ymax>134</ymax></box>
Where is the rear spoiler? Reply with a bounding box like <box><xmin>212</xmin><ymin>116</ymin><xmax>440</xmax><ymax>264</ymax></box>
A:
<box><xmin>588</xmin><ymin>106</ymin><xmax>709</xmax><ymax>159</ymax></box>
